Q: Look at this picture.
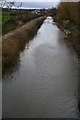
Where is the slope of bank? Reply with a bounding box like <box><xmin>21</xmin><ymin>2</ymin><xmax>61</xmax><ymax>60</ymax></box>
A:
<box><xmin>2</xmin><ymin>8</ymin><xmax>44</xmax><ymax>35</ymax></box>
<box><xmin>53</xmin><ymin>16</ymin><xmax>80</xmax><ymax>57</ymax></box>
<box><xmin>2</xmin><ymin>16</ymin><xmax>46</xmax><ymax>72</ymax></box>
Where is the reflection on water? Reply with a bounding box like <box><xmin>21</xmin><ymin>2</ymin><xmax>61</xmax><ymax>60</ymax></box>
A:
<box><xmin>3</xmin><ymin>17</ymin><xmax>79</xmax><ymax>118</ymax></box>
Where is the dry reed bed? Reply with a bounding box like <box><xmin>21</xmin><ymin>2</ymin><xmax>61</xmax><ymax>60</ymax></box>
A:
<box><xmin>2</xmin><ymin>16</ymin><xmax>46</xmax><ymax>70</ymax></box>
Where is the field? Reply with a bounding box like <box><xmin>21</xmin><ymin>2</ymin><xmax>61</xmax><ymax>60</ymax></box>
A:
<box><xmin>2</xmin><ymin>9</ymin><xmax>44</xmax><ymax>35</ymax></box>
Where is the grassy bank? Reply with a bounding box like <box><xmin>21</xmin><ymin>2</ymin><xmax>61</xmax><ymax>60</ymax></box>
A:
<box><xmin>2</xmin><ymin>16</ymin><xmax>46</xmax><ymax>71</ymax></box>
<box><xmin>56</xmin><ymin>2</ymin><xmax>80</xmax><ymax>57</ymax></box>
<box><xmin>53</xmin><ymin>16</ymin><xmax>79</xmax><ymax>57</ymax></box>
<box><xmin>2</xmin><ymin>9</ymin><xmax>44</xmax><ymax>35</ymax></box>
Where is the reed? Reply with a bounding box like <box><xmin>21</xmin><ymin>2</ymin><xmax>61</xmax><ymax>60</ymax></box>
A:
<box><xmin>2</xmin><ymin>16</ymin><xmax>46</xmax><ymax>71</ymax></box>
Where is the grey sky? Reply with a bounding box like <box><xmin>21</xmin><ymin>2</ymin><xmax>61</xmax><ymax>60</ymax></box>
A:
<box><xmin>9</xmin><ymin>0</ymin><xmax>60</xmax><ymax>2</ymax></box>
<box><xmin>21</xmin><ymin>2</ymin><xmax>59</xmax><ymax>9</ymax></box>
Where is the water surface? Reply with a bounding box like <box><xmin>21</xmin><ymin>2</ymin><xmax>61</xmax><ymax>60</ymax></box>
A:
<box><xmin>3</xmin><ymin>17</ymin><xmax>79</xmax><ymax>118</ymax></box>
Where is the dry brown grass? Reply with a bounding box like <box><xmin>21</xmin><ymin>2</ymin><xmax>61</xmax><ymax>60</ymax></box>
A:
<box><xmin>71</xmin><ymin>33</ymin><xmax>80</xmax><ymax>56</ymax></box>
<box><xmin>2</xmin><ymin>16</ymin><xmax>46</xmax><ymax>71</ymax></box>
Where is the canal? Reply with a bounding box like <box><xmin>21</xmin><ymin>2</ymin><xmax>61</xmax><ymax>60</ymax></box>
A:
<box><xmin>2</xmin><ymin>17</ymin><xmax>79</xmax><ymax>118</ymax></box>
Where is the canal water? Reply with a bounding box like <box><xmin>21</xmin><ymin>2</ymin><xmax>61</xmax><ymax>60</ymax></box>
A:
<box><xmin>3</xmin><ymin>17</ymin><xmax>79</xmax><ymax>118</ymax></box>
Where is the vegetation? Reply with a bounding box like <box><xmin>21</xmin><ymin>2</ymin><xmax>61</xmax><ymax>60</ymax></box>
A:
<box><xmin>2</xmin><ymin>8</ymin><xmax>44</xmax><ymax>35</ymax></box>
<box><xmin>56</xmin><ymin>2</ymin><xmax>80</xmax><ymax>56</ymax></box>
<box><xmin>0</xmin><ymin>1</ymin><xmax>22</xmax><ymax>8</ymax></box>
<box><xmin>2</xmin><ymin>16</ymin><xmax>46</xmax><ymax>71</ymax></box>
<box><xmin>57</xmin><ymin>2</ymin><xmax>79</xmax><ymax>27</ymax></box>
<box><xmin>2</xmin><ymin>7</ymin><xmax>57</xmax><ymax>35</ymax></box>
<box><xmin>57</xmin><ymin>2</ymin><xmax>80</xmax><ymax>110</ymax></box>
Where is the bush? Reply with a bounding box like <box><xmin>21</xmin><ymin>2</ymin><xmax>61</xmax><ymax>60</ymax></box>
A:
<box><xmin>2</xmin><ymin>12</ymin><xmax>11</xmax><ymax>24</ymax></box>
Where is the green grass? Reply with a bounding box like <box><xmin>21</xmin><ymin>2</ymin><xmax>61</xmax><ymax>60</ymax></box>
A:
<box><xmin>2</xmin><ymin>12</ymin><xmax>11</xmax><ymax>24</ymax></box>
<box><xmin>2</xmin><ymin>10</ymin><xmax>43</xmax><ymax>35</ymax></box>
<box><xmin>68</xmin><ymin>28</ymin><xmax>77</xmax><ymax>34</ymax></box>
<box><xmin>65</xmin><ymin>20</ymin><xmax>70</xmax><ymax>23</ymax></box>
<box><xmin>65</xmin><ymin>19</ymin><xmax>79</xmax><ymax>31</ymax></box>
<box><xmin>2</xmin><ymin>26</ymin><xmax>16</xmax><ymax>35</ymax></box>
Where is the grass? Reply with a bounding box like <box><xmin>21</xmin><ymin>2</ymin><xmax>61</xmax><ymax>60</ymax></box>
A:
<box><xmin>65</xmin><ymin>20</ymin><xmax>70</xmax><ymax>23</ymax></box>
<box><xmin>2</xmin><ymin>10</ymin><xmax>43</xmax><ymax>35</ymax></box>
<box><xmin>55</xmin><ymin>17</ymin><xmax>80</xmax><ymax>56</ymax></box>
<box><xmin>3</xmin><ymin>12</ymin><xmax>11</xmax><ymax>24</ymax></box>
<box><xmin>68</xmin><ymin>22</ymin><xmax>78</xmax><ymax>29</ymax></box>
<box><xmin>64</xmin><ymin>19</ymin><xmax>79</xmax><ymax>33</ymax></box>
<box><xmin>68</xmin><ymin>28</ymin><xmax>77</xmax><ymax>34</ymax></box>
<box><xmin>2</xmin><ymin>16</ymin><xmax>46</xmax><ymax>71</ymax></box>
<box><xmin>2</xmin><ymin>26</ymin><xmax>16</xmax><ymax>35</ymax></box>
<box><xmin>71</xmin><ymin>33</ymin><xmax>80</xmax><ymax>55</ymax></box>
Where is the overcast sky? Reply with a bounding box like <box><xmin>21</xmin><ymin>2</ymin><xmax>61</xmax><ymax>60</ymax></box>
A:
<box><xmin>5</xmin><ymin>0</ymin><xmax>60</xmax><ymax>9</ymax></box>
<box><xmin>10</xmin><ymin>0</ymin><xmax>60</xmax><ymax>2</ymax></box>
<box><xmin>21</xmin><ymin>2</ymin><xmax>59</xmax><ymax>9</ymax></box>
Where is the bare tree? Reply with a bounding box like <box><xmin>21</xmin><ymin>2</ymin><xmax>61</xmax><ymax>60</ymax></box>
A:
<box><xmin>0</xmin><ymin>0</ymin><xmax>22</xmax><ymax>8</ymax></box>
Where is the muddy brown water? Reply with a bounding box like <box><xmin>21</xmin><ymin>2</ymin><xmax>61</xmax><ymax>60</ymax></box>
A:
<box><xmin>2</xmin><ymin>17</ymin><xmax>80</xmax><ymax>118</ymax></box>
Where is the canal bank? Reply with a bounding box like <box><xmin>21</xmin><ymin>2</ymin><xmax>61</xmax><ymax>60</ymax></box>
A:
<box><xmin>3</xmin><ymin>17</ymin><xmax>79</xmax><ymax>118</ymax></box>
<box><xmin>53</xmin><ymin>16</ymin><xmax>80</xmax><ymax>57</ymax></box>
<box><xmin>2</xmin><ymin>16</ymin><xmax>46</xmax><ymax>72</ymax></box>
